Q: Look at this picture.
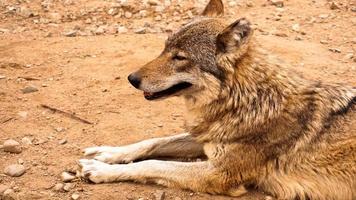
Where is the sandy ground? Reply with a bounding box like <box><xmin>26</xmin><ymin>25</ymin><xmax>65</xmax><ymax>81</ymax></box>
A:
<box><xmin>0</xmin><ymin>0</ymin><xmax>355</xmax><ymax>199</ymax></box>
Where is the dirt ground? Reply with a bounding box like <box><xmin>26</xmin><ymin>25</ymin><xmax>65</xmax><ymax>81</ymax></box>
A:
<box><xmin>0</xmin><ymin>0</ymin><xmax>355</xmax><ymax>199</ymax></box>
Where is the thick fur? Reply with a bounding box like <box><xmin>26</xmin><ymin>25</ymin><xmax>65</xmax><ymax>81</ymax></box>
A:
<box><xmin>80</xmin><ymin>0</ymin><xmax>356</xmax><ymax>199</ymax></box>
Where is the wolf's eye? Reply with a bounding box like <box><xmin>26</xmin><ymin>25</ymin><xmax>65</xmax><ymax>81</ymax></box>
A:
<box><xmin>173</xmin><ymin>53</ymin><xmax>187</xmax><ymax>61</ymax></box>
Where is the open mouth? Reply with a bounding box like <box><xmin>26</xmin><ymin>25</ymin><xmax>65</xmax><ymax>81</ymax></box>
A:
<box><xmin>143</xmin><ymin>82</ymin><xmax>192</xmax><ymax>100</ymax></box>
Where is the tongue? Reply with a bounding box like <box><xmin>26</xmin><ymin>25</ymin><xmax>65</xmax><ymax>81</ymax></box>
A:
<box><xmin>144</xmin><ymin>91</ymin><xmax>154</xmax><ymax>97</ymax></box>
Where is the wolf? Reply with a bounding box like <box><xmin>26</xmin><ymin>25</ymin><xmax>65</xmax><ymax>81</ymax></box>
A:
<box><xmin>79</xmin><ymin>0</ymin><xmax>356</xmax><ymax>199</ymax></box>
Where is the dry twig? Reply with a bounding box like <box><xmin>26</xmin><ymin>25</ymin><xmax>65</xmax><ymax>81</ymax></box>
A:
<box><xmin>1</xmin><ymin>117</ymin><xmax>13</xmax><ymax>124</ymax></box>
<box><xmin>41</xmin><ymin>104</ymin><xmax>93</xmax><ymax>125</ymax></box>
<box><xmin>18</xmin><ymin>76</ymin><xmax>40</xmax><ymax>81</ymax></box>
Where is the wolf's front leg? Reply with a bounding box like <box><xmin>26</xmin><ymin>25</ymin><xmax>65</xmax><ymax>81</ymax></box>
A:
<box><xmin>79</xmin><ymin>159</ymin><xmax>247</xmax><ymax>196</ymax></box>
<box><xmin>84</xmin><ymin>133</ymin><xmax>204</xmax><ymax>164</ymax></box>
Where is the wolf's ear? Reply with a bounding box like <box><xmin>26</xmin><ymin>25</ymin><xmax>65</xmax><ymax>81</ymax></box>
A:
<box><xmin>202</xmin><ymin>0</ymin><xmax>224</xmax><ymax>17</ymax></box>
<box><xmin>216</xmin><ymin>18</ymin><xmax>253</xmax><ymax>56</ymax></box>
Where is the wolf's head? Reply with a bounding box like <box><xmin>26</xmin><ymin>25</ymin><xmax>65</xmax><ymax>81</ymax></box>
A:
<box><xmin>128</xmin><ymin>0</ymin><xmax>253</xmax><ymax>102</ymax></box>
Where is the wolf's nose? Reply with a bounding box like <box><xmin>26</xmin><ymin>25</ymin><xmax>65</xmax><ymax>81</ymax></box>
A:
<box><xmin>128</xmin><ymin>74</ymin><xmax>141</xmax><ymax>89</ymax></box>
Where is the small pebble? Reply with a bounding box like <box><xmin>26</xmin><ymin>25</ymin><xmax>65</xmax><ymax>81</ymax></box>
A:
<box><xmin>0</xmin><ymin>75</ymin><xmax>6</xmax><ymax>80</ymax></box>
<box><xmin>343</xmin><ymin>53</ymin><xmax>354</xmax><ymax>60</ymax></box>
<box><xmin>63</xmin><ymin>183</ymin><xmax>74</xmax><ymax>192</ymax></box>
<box><xmin>3</xmin><ymin>189</ymin><xmax>16</xmax><ymax>200</ymax></box>
<box><xmin>320</xmin><ymin>40</ymin><xmax>329</xmax><ymax>44</ymax></box>
<box><xmin>55</xmin><ymin>127</ymin><xmax>65</xmax><ymax>132</ymax></box>
<box><xmin>72</xmin><ymin>193</ymin><xmax>80</xmax><ymax>200</ymax></box>
<box><xmin>154</xmin><ymin>190</ymin><xmax>165</xmax><ymax>200</ymax></box>
<box><xmin>18</xmin><ymin>159</ymin><xmax>24</xmax><ymax>165</ymax></box>
<box><xmin>17</xmin><ymin>111</ymin><xmax>28</xmax><ymax>118</ymax></box>
<box><xmin>270</xmin><ymin>0</ymin><xmax>284</xmax><ymax>7</ymax></box>
<box><xmin>134</xmin><ymin>28</ymin><xmax>146</xmax><ymax>34</ymax></box>
<box><xmin>21</xmin><ymin>86</ymin><xmax>39</xmax><ymax>94</ymax></box>
<box><xmin>21</xmin><ymin>137</ymin><xmax>32</xmax><ymax>145</ymax></box>
<box><xmin>329</xmin><ymin>48</ymin><xmax>341</xmax><ymax>53</ymax></box>
<box><xmin>61</xmin><ymin>172</ymin><xmax>75</xmax><ymax>182</ymax></box>
<box><xmin>291</xmin><ymin>24</ymin><xmax>300</xmax><ymax>32</ymax></box>
<box><xmin>4</xmin><ymin>164</ymin><xmax>26</xmax><ymax>177</ymax></box>
<box><xmin>3</xmin><ymin>139</ymin><xmax>22</xmax><ymax>154</ymax></box>
<box><xmin>58</xmin><ymin>139</ymin><xmax>67</xmax><ymax>145</ymax></box>
<box><xmin>53</xmin><ymin>183</ymin><xmax>64</xmax><ymax>191</ymax></box>
<box><xmin>64</xmin><ymin>30</ymin><xmax>77</xmax><ymax>37</ymax></box>
<box><xmin>329</xmin><ymin>2</ymin><xmax>339</xmax><ymax>10</ymax></box>
<box><xmin>0</xmin><ymin>184</ymin><xmax>9</xmax><ymax>194</ymax></box>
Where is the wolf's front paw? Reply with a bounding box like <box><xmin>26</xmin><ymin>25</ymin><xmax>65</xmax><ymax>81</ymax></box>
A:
<box><xmin>79</xmin><ymin>159</ymin><xmax>122</xmax><ymax>183</ymax></box>
<box><xmin>83</xmin><ymin>146</ymin><xmax>138</xmax><ymax>164</ymax></box>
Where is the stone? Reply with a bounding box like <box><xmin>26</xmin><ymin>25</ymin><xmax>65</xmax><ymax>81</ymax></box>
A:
<box><xmin>124</xmin><ymin>11</ymin><xmax>132</xmax><ymax>18</ymax></box>
<box><xmin>33</xmin><ymin>138</ymin><xmax>47</xmax><ymax>145</ymax></box>
<box><xmin>18</xmin><ymin>111</ymin><xmax>28</xmax><ymax>118</ymax></box>
<box><xmin>319</xmin><ymin>14</ymin><xmax>329</xmax><ymax>19</ymax></box>
<box><xmin>139</xmin><ymin>10</ymin><xmax>148</xmax><ymax>18</ymax></box>
<box><xmin>107</xmin><ymin>8</ymin><xmax>118</xmax><ymax>16</ymax></box>
<box><xmin>0</xmin><ymin>75</ymin><xmax>6</xmax><ymax>79</ymax></box>
<box><xmin>148</xmin><ymin>0</ymin><xmax>160</xmax><ymax>6</ymax></box>
<box><xmin>118</xmin><ymin>26</ymin><xmax>128</xmax><ymax>34</ymax></box>
<box><xmin>173</xmin><ymin>16</ymin><xmax>181</xmax><ymax>21</ymax></box>
<box><xmin>265</xmin><ymin>196</ymin><xmax>273</xmax><ymax>200</ymax></box>
<box><xmin>4</xmin><ymin>164</ymin><xmax>26</xmax><ymax>177</ymax></box>
<box><xmin>55</xmin><ymin>127</ymin><xmax>65</xmax><ymax>132</ymax></box>
<box><xmin>53</xmin><ymin>183</ymin><xmax>64</xmax><ymax>191</ymax></box>
<box><xmin>134</xmin><ymin>28</ymin><xmax>146</xmax><ymax>34</ymax></box>
<box><xmin>270</xmin><ymin>0</ymin><xmax>284</xmax><ymax>7</ymax></box>
<box><xmin>0</xmin><ymin>184</ymin><xmax>9</xmax><ymax>194</ymax></box>
<box><xmin>48</xmin><ymin>12</ymin><xmax>62</xmax><ymax>22</ymax></box>
<box><xmin>118</xmin><ymin>0</ymin><xmax>129</xmax><ymax>7</ymax></box>
<box><xmin>63</xmin><ymin>0</ymin><xmax>74</xmax><ymax>5</ymax></box>
<box><xmin>3</xmin><ymin>139</ymin><xmax>22</xmax><ymax>154</ymax></box>
<box><xmin>320</xmin><ymin>40</ymin><xmax>329</xmax><ymax>44</ymax></box>
<box><xmin>0</xmin><ymin>28</ymin><xmax>10</xmax><ymax>33</ymax></box>
<box><xmin>329</xmin><ymin>2</ymin><xmax>339</xmax><ymax>10</ymax></box>
<box><xmin>59</xmin><ymin>139</ymin><xmax>67</xmax><ymax>145</ymax></box>
<box><xmin>18</xmin><ymin>6</ymin><xmax>33</xmax><ymax>18</ymax></box>
<box><xmin>154</xmin><ymin>190</ymin><xmax>165</xmax><ymax>200</ymax></box>
<box><xmin>21</xmin><ymin>137</ymin><xmax>32</xmax><ymax>145</ymax></box>
<box><xmin>64</xmin><ymin>30</ymin><xmax>77</xmax><ymax>37</ymax></box>
<box><xmin>246</xmin><ymin>1</ymin><xmax>254</xmax><ymax>7</ymax></box>
<box><xmin>154</xmin><ymin>15</ymin><xmax>162</xmax><ymax>21</ymax></box>
<box><xmin>155</xmin><ymin>6</ymin><xmax>165</xmax><ymax>12</ymax></box>
<box><xmin>187</xmin><ymin>10</ymin><xmax>194</xmax><ymax>19</ymax></box>
<box><xmin>61</xmin><ymin>172</ymin><xmax>75</xmax><ymax>182</ymax></box>
<box><xmin>71</xmin><ymin>193</ymin><xmax>80</xmax><ymax>200</ymax></box>
<box><xmin>274</xmin><ymin>32</ymin><xmax>288</xmax><ymax>37</ymax></box>
<box><xmin>295</xmin><ymin>36</ymin><xmax>303</xmax><ymax>41</ymax></box>
<box><xmin>21</xmin><ymin>86</ymin><xmax>39</xmax><ymax>94</ymax></box>
<box><xmin>343</xmin><ymin>53</ymin><xmax>354</xmax><ymax>60</ymax></box>
<box><xmin>329</xmin><ymin>48</ymin><xmax>341</xmax><ymax>53</ymax></box>
<box><xmin>63</xmin><ymin>183</ymin><xmax>74</xmax><ymax>192</ymax></box>
<box><xmin>85</xmin><ymin>18</ymin><xmax>92</xmax><ymax>24</ymax></box>
<box><xmin>228</xmin><ymin>1</ymin><xmax>237</xmax><ymax>7</ymax></box>
<box><xmin>3</xmin><ymin>189</ymin><xmax>16</xmax><ymax>200</ymax></box>
<box><xmin>95</xmin><ymin>26</ymin><xmax>106</xmax><ymax>35</ymax></box>
<box><xmin>291</xmin><ymin>24</ymin><xmax>300</xmax><ymax>32</ymax></box>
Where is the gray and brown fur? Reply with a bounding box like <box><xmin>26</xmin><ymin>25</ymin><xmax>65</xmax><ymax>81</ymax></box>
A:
<box><xmin>80</xmin><ymin>0</ymin><xmax>356</xmax><ymax>199</ymax></box>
